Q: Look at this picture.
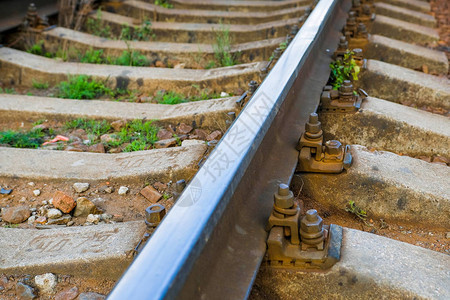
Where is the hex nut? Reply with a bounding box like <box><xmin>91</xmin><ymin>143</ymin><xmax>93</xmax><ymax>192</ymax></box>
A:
<box><xmin>325</xmin><ymin>140</ymin><xmax>343</xmax><ymax>156</ymax></box>
<box><xmin>300</xmin><ymin>209</ymin><xmax>323</xmax><ymax>233</ymax></box>
<box><xmin>274</xmin><ymin>184</ymin><xmax>294</xmax><ymax>209</ymax></box>
<box><xmin>145</xmin><ymin>204</ymin><xmax>166</xmax><ymax>227</ymax></box>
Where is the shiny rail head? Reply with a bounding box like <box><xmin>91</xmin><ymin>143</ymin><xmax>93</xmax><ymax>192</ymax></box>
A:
<box><xmin>109</xmin><ymin>0</ymin><xmax>350</xmax><ymax>299</ymax></box>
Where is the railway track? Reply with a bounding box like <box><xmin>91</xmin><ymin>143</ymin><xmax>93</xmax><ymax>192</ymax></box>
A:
<box><xmin>0</xmin><ymin>0</ymin><xmax>449</xmax><ymax>299</ymax></box>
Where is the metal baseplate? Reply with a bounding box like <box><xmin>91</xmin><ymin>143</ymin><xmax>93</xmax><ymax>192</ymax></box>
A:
<box><xmin>320</xmin><ymin>81</ymin><xmax>366</xmax><ymax>113</ymax></box>
<box><xmin>296</xmin><ymin>113</ymin><xmax>352</xmax><ymax>173</ymax></box>
<box><xmin>266</xmin><ymin>184</ymin><xmax>342</xmax><ymax>270</ymax></box>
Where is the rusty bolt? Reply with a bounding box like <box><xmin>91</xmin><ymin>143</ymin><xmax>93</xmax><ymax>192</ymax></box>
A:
<box><xmin>305</xmin><ymin>113</ymin><xmax>322</xmax><ymax>140</ymax></box>
<box><xmin>325</xmin><ymin>140</ymin><xmax>343</xmax><ymax>156</ymax></box>
<box><xmin>248</xmin><ymin>80</ymin><xmax>258</xmax><ymax>94</ymax></box>
<box><xmin>274</xmin><ymin>183</ymin><xmax>294</xmax><ymax>209</ymax></box>
<box><xmin>338</xmin><ymin>36</ymin><xmax>348</xmax><ymax>50</ymax></box>
<box><xmin>175</xmin><ymin>179</ymin><xmax>186</xmax><ymax>194</ymax></box>
<box><xmin>362</xmin><ymin>4</ymin><xmax>371</xmax><ymax>15</ymax></box>
<box><xmin>352</xmin><ymin>48</ymin><xmax>363</xmax><ymax>60</ymax></box>
<box><xmin>356</xmin><ymin>23</ymin><xmax>367</xmax><ymax>37</ymax></box>
<box><xmin>145</xmin><ymin>204</ymin><xmax>166</xmax><ymax>228</ymax></box>
<box><xmin>273</xmin><ymin>48</ymin><xmax>282</xmax><ymax>60</ymax></box>
<box><xmin>290</xmin><ymin>24</ymin><xmax>299</xmax><ymax>36</ymax></box>
<box><xmin>339</xmin><ymin>80</ymin><xmax>354</xmax><ymax>97</ymax></box>
<box><xmin>300</xmin><ymin>209</ymin><xmax>324</xmax><ymax>249</ymax></box>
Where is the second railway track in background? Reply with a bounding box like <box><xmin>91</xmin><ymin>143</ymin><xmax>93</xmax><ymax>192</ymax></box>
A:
<box><xmin>0</xmin><ymin>0</ymin><xmax>449</xmax><ymax>299</ymax></box>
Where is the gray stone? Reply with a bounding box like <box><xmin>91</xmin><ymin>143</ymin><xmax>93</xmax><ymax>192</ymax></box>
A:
<box><xmin>34</xmin><ymin>273</ymin><xmax>57</xmax><ymax>294</ymax></box>
<box><xmin>86</xmin><ymin>214</ymin><xmax>100</xmax><ymax>224</ymax></box>
<box><xmin>118</xmin><ymin>186</ymin><xmax>129</xmax><ymax>195</ymax></box>
<box><xmin>73</xmin><ymin>183</ymin><xmax>90</xmax><ymax>193</ymax></box>
<box><xmin>0</xmin><ymin>221</ymin><xmax>146</xmax><ymax>279</ymax></box>
<box><xmin>78</xmin><ymin>292</ymin><xmax>106</xmax><ymax>300</ymax></box>
<box><xmin>296</xmin><ymin>145</ymin><xmax>450</xmax><ymax>227</ymax></box>
<box><xmin>55</xmin><ymin>286</ymin><xmax>78</xmax><ymax>300</ymax></box>
<box><xmin>47</xmin><ymin>208</ymin><xmax>63</xmax><ymax>219</ymax></box>
<box><xmin>33</xmin><ymin>190</ymin><xmax>41</xmax><ymax>197</ymax></box>
<box><xmin>27</xmin><ymin>216</ymin><xmax>36</xmax><ymax>225</ymax></box>
<box><xmin>15</xmin><ymin>282</ymin><xmax>36</xmax><ymax>300</ymax></box>
<box><xmin>252</xmin><ymin>228</ymin><xmax>450</xmax><ymax>299</ymax></box>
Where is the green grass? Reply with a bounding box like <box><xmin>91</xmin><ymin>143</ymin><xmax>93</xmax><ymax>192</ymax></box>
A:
<box><xmin>64</xmin><ymin>118</ymin><xmax>159</xmax><ymax>152</ymax></box>
<box><xmin>32</xmin><ymin>80</ymin><xmax>49</xmax><ymax>89</ymax></box>
<box><xmin>110</xmin><ymin>50</ymin><xmax>150</xmax><ymax>67</ymax></box>
<box><xmin>154</xmin><ymin>89</ymin><xmax>221</xmax><ymax>105</ymax></box>
<box><xmin>86</xmin><ymin>9</ymin><xmax>112</xmax><ymax>38</ymax></box>
<box><xmin>79</xmin><ymin>48</ymin><xmax>105</xmax><ymax>64</ymax></box>
<box><xmin>106</xmin><ymin>120</ymin><xmax>159</xmax><ymax>152</ymax></box>
<box><xmin>155</xmin><ymin>0</ymin><xmax>173</xmax><ymax>8</ymax></box>
<box><xmin>329</xmin><ymin>51</ymin><xmax>360</xmax><ymax>90</ymax></box>
<box><xmin>212</xmin><ymin>24</ymin><xmax>239</xmax><ymax>67</ymax></box>
<box><xmin>27</xmin><ymin>40</ymin><xmax>53</xmax><ymax>57</ymax></box>
<box><xmin>0</xmin><ymin>129</ymin><xmax>46</xmax><ymax>148</ymax></box>
<box><xmin>64</xmin><ymin>119</ymin><xmax>111</xmax><ymax>136</ymax></box>
<box><xmin>56</xmin><ymin>75</ymin><xmax>113</xmax><ymax>99</ymax></box>
<box><xmin>0</xmin><ymin>87</ymin><xmax>16</xmax><ymax>94</ymax></box>
<box><xmin>120</xmin><ymin>20</ymin><xmax>155</xmax><ymax>42</ymax></box>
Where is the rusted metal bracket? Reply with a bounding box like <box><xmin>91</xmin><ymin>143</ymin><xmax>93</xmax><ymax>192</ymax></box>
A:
<box><xmin>266</xmin><ymin>184</ymin><xmax>342</xmax><ymax>270</ymax></box>
<box><xmin>296</xmin><ymin>113</ymin><xmax>352</xmax><ymax>173</ymax></box>
<box><xmin>320</xmin><ymin>80</ymin><xmax>366</xmax><ymax>113</ymax></box>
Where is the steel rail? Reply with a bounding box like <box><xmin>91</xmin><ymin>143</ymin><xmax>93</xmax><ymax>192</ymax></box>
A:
<box><xmin>108</xmin><ymin>0</ymin><xmax>350</xmax><ymax>298</ymax></box>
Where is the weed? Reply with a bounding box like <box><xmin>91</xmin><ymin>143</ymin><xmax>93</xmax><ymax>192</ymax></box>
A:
<box><xmin>32</xmin><ymin>80</ymin><xmax>49</xmax><ymax>89</ymax></box>
<box><xmin>345</xmin><ymin>200</ymin><xmax>374</xmax><ymax>228</ymax></box>
<box><xmin>0</xmin><ymin>129</ymin><xmax>46</xmax><ymax>148</ymax></box>
<box><xmin>173</xmin><ymin>134</ymin><xmax>181</xmax><ymax>146</ymax></box>
<box><xmin>26</xmin><ymin>40</ymin><xmax>44</xmax><ymax>55</ymax></box>
<box><xmin>205</xmin><ymin>60</ymin><xmax>216</xmax><ymax>69</ymax></box>
<box><xmin>162</xmin><ymin>192</ymin><xmax>171</xmax><ymax>200</ymax></box>
<box><xmin>110</xmin><ymin>49</ymin><xmax>149</xmax><ymax>67</ymax></box>
<box><xmin>86</xmin><ymin>9</ymin><xmax>111</xmax><ymax>38</ymax></box>
<box><xmin>79</xmin><ymin>48</ymin><xmax>105</xmax><ymax>64</ymax></box>
<box><xmin>26</xmin><ymin>92</ymin><xmax>34</xmax><ymax>96</ymax></box>
<box><xmin>155</xmin><ymin>0</ymin><xmax>173</xmax><ymax>9</ymax></box>
<box><xmin>56</xmin><ymin>75</ymin><xmax>113</xmax><ymax>99</ymax></box>
<box><xmin>120</xmin><ymin>19</ymin><xmax>155</xmax><ymax>41</ymax></box>
<box><xmin>3</xmin><ymin>224</ymin><xmax>19</xmax><ymax>228</ymax></box>
<box><xmin>121</xmin><ymin>120</ymin><xmax>159</xmax><ymax>152</ymax></box>
<box><xmin>0</xmin><ymin>87</ymin><xmax>16</xmax><ymax>94</ymax></box>
<box><xmin>329</xmin><ymin>51</ymin><xmax>360</xmax><ymax>90</ymax></box>
<box><xmin>155</xmin><ymin>91</ymin><xmax>188</xmax><ymax>105</ymax></box>
<box><xmin>64</xmin><ymin>118</ymin><xmax>111</xmax><ymax>136</ymax></box>
<box><xmin>212</xmin><ymin>24</ymin><xmax>238</xmax><ymax>67</ymax></box>
<box><xmin>32</xmin><ymin>119</ymin><xmax>46</xmax><ymax>126</ymax></box>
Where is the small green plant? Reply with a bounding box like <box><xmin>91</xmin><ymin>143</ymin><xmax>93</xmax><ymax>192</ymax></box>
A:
<box><xmin>79</xmin><ymin>48</ymin><xmax>105</xmax><ymax>64</ymax></box>
<box><xmin>154</xmin><ymin>91</ymin><xmax>188</xmax><ymax>105</ymax></box>
<box><xmin>32</xmin><ymin>80</ymin><xmax>49</xmax><ymax>89</ymax></box>
<box><xmin>329</xmin><ymin>51</ymin><xmax>360</xmax><ymax>90</ymax></box>
<box><xmin>120</xmin><ymin>19</ymin><xmax>155</xmax><ymax>41</ymax></box>
<box><xmin>173</xmin><ymin>134</ymin><xmax>181</xmax><ymax>146</ymax></box>
<box><xmin>155</xmin><ymin>0</ymin><xmax>173</xmax><ymax>8</ymax></box>
<box><xmin>0</xmin><ymin>87</ymin><xmax>16</xmax><ymax>94</ymax></box>
<box><xmin>32</xmin><ymin>119</ymin><xmax>46</xmax><ymax>126</ymax></box>
<box><xmin>345</xmin><ymin>200</ymin><xmax>375</xmax><ymax>228</ymax></box>
<box><xmin>56</xmin><ymin>75</ymin><xmax>113</xmax><ymax>99</ymax></box>
<box><xmin>0</xmin><ymin>129</ymin><xmax>46</xmax><ymax>148</ymax></box>
<box><xmin>162</xmin><ymin>192</ymin><xmax>171</xmax><ymax>200</ymax></box>
<box><xmin>27</xmin><ymin>40</ymin><xmax>44</xmax><ymax>55</ymax></box>
<box><xmin>64</xmin><ymin>118</ymin><xmax>111</xmax><ymax>136</ymax></box>
<box><xmin>212</xmin><ymin>24</ymin><xmax>238</xmax><ymax>67</ymax></box>
<box><xmin>86</xmin><ymin>9</ymin><xmax>111</xmax><ymax>38</ymax></box>
<box><xmin>3</xmin><ymin>224</ymin><xmax>19</xmax><ymax>228</ymax></box>
<box><xmin>111</xmin><ymin>49</ymin><xmax>149</xmax><ymax>67</ymax></box>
